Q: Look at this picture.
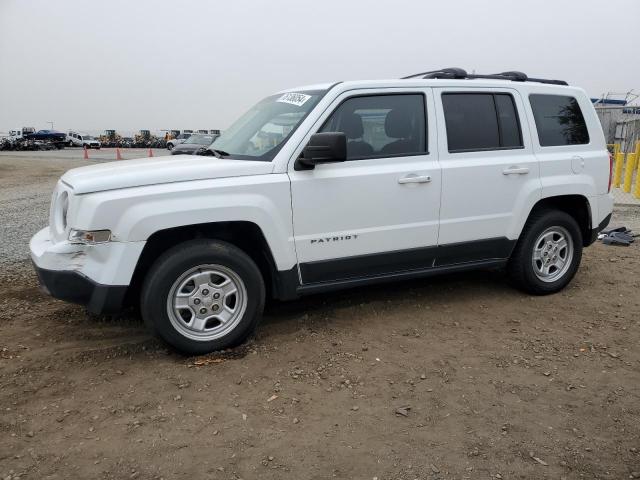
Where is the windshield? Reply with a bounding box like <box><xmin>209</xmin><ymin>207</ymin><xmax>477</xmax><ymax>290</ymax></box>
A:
<box><xmin>184</xmin><ymin>134</ymin><xmax>214</xmax><ymax>145</ymax></box>
<box><xmin>208</xmin><ymin>90</ymin><xmax>324</xmax><ymax>161</ymax></box>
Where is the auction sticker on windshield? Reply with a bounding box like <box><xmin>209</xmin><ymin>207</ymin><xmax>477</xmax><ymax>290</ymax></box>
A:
<box><xmin>277</xmin><ymin>92</ymin><xmax>311</xmax><ymax>107</ymax></box>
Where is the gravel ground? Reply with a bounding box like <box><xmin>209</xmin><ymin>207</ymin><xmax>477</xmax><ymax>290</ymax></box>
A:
<box><xmin>0</xmin><ymin>149</ymin><xmax>169</xmax><ymax>264</ymax></box>
<box><xmin>1</xmin><ymin>152</ymin><xmax>640</xmax><ymax>480</ymax></box>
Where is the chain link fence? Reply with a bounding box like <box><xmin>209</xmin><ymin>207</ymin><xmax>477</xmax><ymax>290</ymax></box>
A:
<box><xmin>595</xmin><ymin>105</ymin><xmax>640</xmax><ymax>205</ymax></box>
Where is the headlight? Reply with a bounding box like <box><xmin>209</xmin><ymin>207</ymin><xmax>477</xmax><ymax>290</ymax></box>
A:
<box><xmin>68</xmin><ymin>229</ymin><xmax>111</xmax><ymax>244</ymax></box>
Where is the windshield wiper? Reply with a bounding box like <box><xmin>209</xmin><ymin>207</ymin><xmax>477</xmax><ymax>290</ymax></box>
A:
<box><xmin>197</xmin><ymin>147</ymin><xmax>230</xmax><ymax>158</ymax></box>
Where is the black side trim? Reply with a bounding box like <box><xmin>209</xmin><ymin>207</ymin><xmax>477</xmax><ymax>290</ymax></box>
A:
<box><xmin>271</xmin><ymin>267</ymin><xmax>300</xmax><ymax>301</ymax></box>
<box><xmin>297</xmin><ymin>259</ymin><xmax>507</xmax><ymax>296</ymax></box>
<box><xmin>33</xmin><ymin>265</ymin><xmax>127</xmax><ymax>314</ymax></box>
<box><xmin>300</xmin><ymin>237</ymin><xmax>516</xmax><ymax>284</ymax></box>
<box><xmin>434</xmin><ymin>237</ymin><xmax>515</xmax><ymax>266</ymax></box>
<box><xmin>586</xmin><ymin>213</ymin><xmax>612</xmax><ymax>246</ymax></box>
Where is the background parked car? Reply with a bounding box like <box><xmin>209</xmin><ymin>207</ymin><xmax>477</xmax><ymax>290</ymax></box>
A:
<box><xmin>170</xmin><ymin>133</ymin><xmax>216</xmax><ymax>155</ymax></box>
<box><xmin>166</xmin><ymin>133</ymin><xmax>191</xmax><ymax>150</ymax></box>
<box><xmin>25</xmin><ymin>129</ymin><xmax>66</xmax><ymax>143</ymax></box>
<box><xmin>67</xmin><ymin>132</ymin><xmax>101</xmax><ymax>149</ymax></box>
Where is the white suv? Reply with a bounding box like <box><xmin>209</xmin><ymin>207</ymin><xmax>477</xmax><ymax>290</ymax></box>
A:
<box><xmin>67</xmin><ymin>132</ymin><xmax>101</xmax><ymax>149</ymax></box>
<box><xmin>31</xmin><ymin>69</ymin><xmax>614</xmax><ymax>354</ymax></box>
<box><xmin>166</xmin><ymin>133</ymin><xmax>191</xmax><ymax>150</ymax></box>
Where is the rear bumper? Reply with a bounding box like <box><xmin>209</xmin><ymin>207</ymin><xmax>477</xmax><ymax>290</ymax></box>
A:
<box><xmin>34</xmin><ymin>264</ymin><xmax>127</xmax><ymax>314</ymax></box>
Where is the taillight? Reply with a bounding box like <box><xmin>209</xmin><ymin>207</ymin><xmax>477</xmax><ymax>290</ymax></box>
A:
<box><xmin>608</xmin><ymin>152</ymin><xmax>613</xmax><ymax>193</ymax></box>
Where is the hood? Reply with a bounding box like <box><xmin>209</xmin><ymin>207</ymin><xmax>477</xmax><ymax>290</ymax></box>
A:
<box><xmin>62</xmin><ymin>155</ymin><xmax>274</xmax><ymax>194</ymax></box>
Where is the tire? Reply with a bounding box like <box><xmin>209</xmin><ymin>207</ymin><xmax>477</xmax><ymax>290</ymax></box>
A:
<box><xmin>508</xmin><ymin>209</ymin><xmax>583</xmax><ymax>295</ymax></box>
<box><xmin>167</xmin><ymin>143</ymin><xmax>173</xmax><ymax>151</ymax></box>
<box><xmin>140</xmin><ymin>239</ymin><xmax>265</xmax><ymax>355</ymax></box>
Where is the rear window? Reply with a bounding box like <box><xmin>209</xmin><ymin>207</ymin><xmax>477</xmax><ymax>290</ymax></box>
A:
<box><xmin>529</xmin><ymin>94</ymin><xmax>589</xmax><ymax>146</ymax></box>
<box><xmin>442</xmin><ymin>93</ymin><xmax>523</xmax><ymax>152</ymax></box>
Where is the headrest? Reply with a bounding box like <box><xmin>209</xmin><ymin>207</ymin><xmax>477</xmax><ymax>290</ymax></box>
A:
<box><xmin>385</xmin><ymin>109</ymin><xmax>413</xmax><ymax>139</ymax></box>
<box><xmin>341</xmin><ymin>113</ymin><xmax>364</xmax><ymax>139</ymax></box>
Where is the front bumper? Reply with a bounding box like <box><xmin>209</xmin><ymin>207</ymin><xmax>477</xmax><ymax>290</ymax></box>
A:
<box><xmin>30</xmin><ymin>227</ymin><xmax>145</xmax><ymax>314</ymax></box>
<box><xmin>34</xmin><ymin>264</ymin><xmax>127</xmax><ymax>314</ymax></box>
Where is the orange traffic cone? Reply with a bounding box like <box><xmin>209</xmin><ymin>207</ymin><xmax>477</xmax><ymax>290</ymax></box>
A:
<box><xmin>83</xmin><ymin>146</ymin><xmax>89</xmax><ymax>160</ymax></box>
<box><xmin>148</xmin><ymin>148</ymin><xmax>153</xmax><ymax>158</ymax></box>
<box><xmin>116</xmin><ymin>147</ymin><xmax>122</xmax><ymax>160</ymax></box>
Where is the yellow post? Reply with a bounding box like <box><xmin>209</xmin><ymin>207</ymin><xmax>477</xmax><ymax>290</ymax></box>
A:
<box><xmin>623</xmin><ymin>152</ymin><xmax>637</xmax><ymax>193</ymax></box>
<box><xmin>614</xmin><ymin>151</ymin><xmax>625</xmax><ymax>188</ymax></box>
<box><xmin>635</xmin><ymin>156</ymin><xmax>640</xmax><ymax>199</ymax></box>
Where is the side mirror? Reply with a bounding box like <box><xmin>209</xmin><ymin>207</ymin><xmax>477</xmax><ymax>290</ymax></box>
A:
<box><xmin>295</xmin><ymin>132</ymin><xmax>347</xmax><ymax>171</ymax></box>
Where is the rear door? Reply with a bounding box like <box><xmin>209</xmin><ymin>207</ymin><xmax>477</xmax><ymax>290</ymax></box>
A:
<box><xmin>434</xmin><ymin>88</ymin><xmax>541</xmax><ymax>262</ymax></box>
<box><xmin>288</xmin><ymin>88</ymin><xmax>441</xmax><ymax>284</ymax></box>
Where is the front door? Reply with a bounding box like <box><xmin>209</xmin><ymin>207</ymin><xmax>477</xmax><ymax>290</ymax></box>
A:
<box><xmin>288</xmin><ymin>89</ymin><xmax>441</xmax><ymax>284</ymax></box>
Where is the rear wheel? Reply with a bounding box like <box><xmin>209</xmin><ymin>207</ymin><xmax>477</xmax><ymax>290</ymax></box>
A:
<box><xmin>141</xmin><ymin>239</ymin><xmax>265</xmax><ymax>355</ymax></box>
<box><xmin>508</xmin><ymin>209</ymin><xmax>583</xmax><ymax>295</ymax></box>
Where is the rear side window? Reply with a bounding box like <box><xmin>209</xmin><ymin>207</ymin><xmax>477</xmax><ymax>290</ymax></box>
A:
<box><xmin>529</xmin><ymin>94</ymin><xmax>589</xmax><ymax>146</ymax></box>
<box><xmin>442</xmin><ymin>93</ymin><xmax>523</xmax><ymax>152</ymax></box>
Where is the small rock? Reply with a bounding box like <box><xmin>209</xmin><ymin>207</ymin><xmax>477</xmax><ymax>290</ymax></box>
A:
<box><xmin>351</xmin><ymin>406</ymin><xmax>359</xmax><ymax>411</ymax></box>
<box><xmin>530</xmin><ymin>452</ymin><xmax>548</xmax><ymax>466</ymax></box>
<box><xmin>420</xmin><ymin>374</ymin><xmax>427</xmax><ymax>380</ymax></box>
<box><xmin>173</xmin><ymin>395</ymin><xmax>182</xmax><ymax>401</ymax></box>
<box><xmin>293</xmin><ymin>417</ymin><xmax>300</xmax><ymax>424</ymax></box>
<box><xmin>268</xmin><ymin>456</ymin><xmax>274</xmax><ymax>461</ymax></box>
<box><xmin>26</xmin><ymin>431</ymin><xmax>34</xmax><ymax>438</ymax></box>
<box><xmin>430</xmin><ymin>464</ymin><xmax>440</xmax><ymax>473</ymax></box>
<box><xmin>395</xmin><ymin>406</ymin><xmax>410</xmax><ymax>417</ymax></box>
<box><xmin>631</xmin><ymin>472</ymin><xmax>640</xmax><ymax>479</ymax></box>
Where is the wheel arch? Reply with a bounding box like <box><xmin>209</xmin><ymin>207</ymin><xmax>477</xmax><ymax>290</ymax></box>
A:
<box><xmin>524</xmin><ymin>194</ymin><xmax>593</xmax><ymax>246</ymax></box>
<box><xmin>126</xmin><ymin>221</ymin><xmax>291</xmax><ymax>307</ymax></box>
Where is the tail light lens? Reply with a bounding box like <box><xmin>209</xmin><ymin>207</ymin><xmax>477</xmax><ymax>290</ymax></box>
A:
<box><xmin>608</xmin><ymin>152</ymin><xmax>613</xmax><ymax>193</ymax></box>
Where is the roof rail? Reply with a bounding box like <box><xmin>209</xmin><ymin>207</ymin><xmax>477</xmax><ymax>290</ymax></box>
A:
<box><xmin>401</xmin><ymin>68</ymin><xmax>568</xmax><ymax>86</ymax></box>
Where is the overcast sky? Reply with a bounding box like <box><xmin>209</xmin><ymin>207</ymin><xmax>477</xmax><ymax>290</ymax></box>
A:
<box><xmin>1</xmin><ymin>0</ymin><xmax>638</xmax><ymax>134</ymax></box>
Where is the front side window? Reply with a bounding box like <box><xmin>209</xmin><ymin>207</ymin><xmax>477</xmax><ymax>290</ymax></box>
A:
<box><xmin>529</xmin><ymin>94</ymin><xmax>589</xmax><ymax>146</ymax></box>
<box><xmin>442</xmin><ymin>92</ymin><xmax>523</xmax><ymax>153</ymax></box>
<box><xmin>208</xmin><ymin>90</ymin><xmax>324</xmax><ymax>161</ymax></box>
<box><xmin>319</xmin><ymin>94</ymin><xmax>426</xmax><ymax>160</ymax></box>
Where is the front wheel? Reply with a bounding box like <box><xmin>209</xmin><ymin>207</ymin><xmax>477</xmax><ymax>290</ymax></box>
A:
<box><xmin>141</xmin><ymin>239</ymin><xmax>265</xmax><ymax>355</ymax></box>
<box><xmin>167</xmin><ymin>143</ymin><xmax>173</xmax><ymax>151</ymax></box>
<box><xmin>508</xmin><ymin>209</ymin><xmax>583</xmax><ymax>295</ymax></box>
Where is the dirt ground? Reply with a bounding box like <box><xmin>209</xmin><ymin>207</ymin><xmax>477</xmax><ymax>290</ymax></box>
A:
<box><xmin>1</xmin><ymin>153</ymin><xmax>640</xmax><ymax>480</ymax></box>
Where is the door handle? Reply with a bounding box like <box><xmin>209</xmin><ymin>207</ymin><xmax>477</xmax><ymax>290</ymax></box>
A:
<box><xmin>398</xmin><ymin>174</ymin><xmax>432</xmax><ymax>184</ymax></box>
<box><xmin>502</xmin><ymin>166</ymin><xmax>529</xmax><ymax>175</ymax></box>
